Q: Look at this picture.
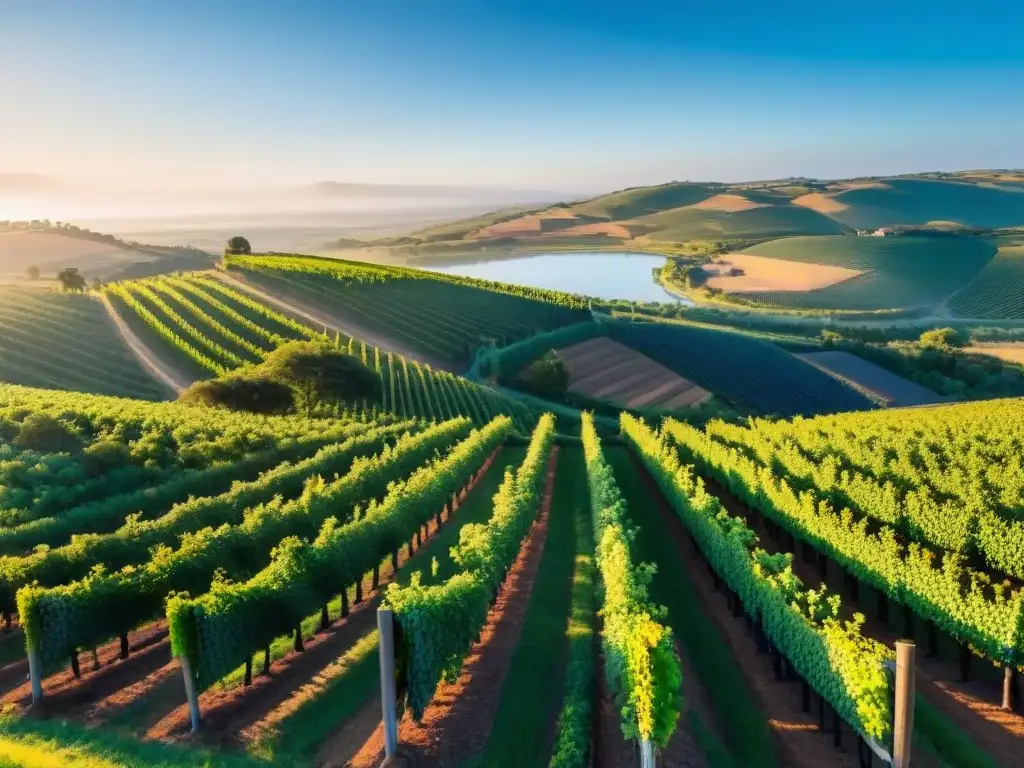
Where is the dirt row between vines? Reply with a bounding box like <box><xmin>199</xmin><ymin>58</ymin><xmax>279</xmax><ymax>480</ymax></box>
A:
<box><xmin>348</xmin><ymin>447</ymin><xmax>562</xmax><ymax>768</ymax></box>
<box><xmin>697</xmin><ymin>467</ymin><xmax>1020</xmax><ymax>767</ymax></box>
<box><xmin>1</xmin><ymin>450</ymin><xmax>502</xmax><ymax>752</ymax></box>
<box><xmin>629</xmin><ymin>452</ymin><xmax>881</xmax><ymax>768</ymax></box>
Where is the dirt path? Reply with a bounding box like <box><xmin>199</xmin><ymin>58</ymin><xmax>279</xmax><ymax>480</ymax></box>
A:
<box><xmin>346</xmin><ymin>447</ymin><xmax>561</xmax><ymax>768</ymax></box>
<box><xmin>95</xmin><ymin>292</ymin><xmax>189</xmax><ymax>395</ymax></box>
<box><xmin>2</xmin><ymin>621</ymin><xmax>170</xmax><ymax>714</ymax></box>
<box><xmin>630</xmin><ymin>454</ymin><xmax>867</xmax><ymax>768</ymax></box>
<box><xmin>698</xmin><ymin>470</ymin><xmax>1009</xmax><ymax>767</ymax></box>
<box><xmin>211</xmin><ymin>272</ymin><xmax>451</xmax><ymax>372</ymax></box>
<box><xmin>709</xmin><ymin>473</ymin><xmax>1024</xmax><ymax>766</ymax></box>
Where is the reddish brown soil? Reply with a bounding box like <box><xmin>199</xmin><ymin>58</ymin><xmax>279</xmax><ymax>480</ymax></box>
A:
<box><xmin>348</xmin><ymin>447</ymin><xmax>561</xmax><ymax>768</ymax></box>
<box><xmin>594</xmin><ymin>646</ymin><xmax>639</xmax><ymax>768</ymax></box>
<box><xmin>631</xmin><ymin>455</ymin><xmax>866</xmax><ymax>768</ymax></box>
<box><xmin>145</xmin><ymin>450</ymin><xmax>502</xmax><ymax>747</ymax></box>
<box><xmin>2</xmin><ymin>621</ymin><xmax>170</xmax><ymax>714</ymax></box>
<box><xmin>700</xmin><ymin>470</ymin><xmax>1016</xmax><ymax>767</ymax></box>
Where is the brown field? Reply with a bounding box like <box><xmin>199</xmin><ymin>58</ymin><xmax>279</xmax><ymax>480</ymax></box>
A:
<box><xmin>790</xmin><ymin>192</ymin><xmax>850</xmax><ymax>214</ymax></box>
<box><xmin>469</xmin><ymin>209</ymin><xmax>585</xmax><ymax>239</ymax></box>
<box><xmin>0</xmin><ymin>231</ymin><xmax>155</xmax><ymax>277</ymax></box>
<box><xmin>825</xmin><ymin>180</ymin><xmax>891</xmax><ymax>191</ymax></box>
<box><xmin>703</xmin><ymin>253</ymin><xmax>863</xmax><ymax>292</ymax></box>
<box><xmin>970</xmin><ymin>344</ymin><xmax>1024</xmax><ymax>365</ymax></box>
<box><xmin>688</xmin><ymin>194</ymin><xmax>766</xmax><ymax>212</ymax></box>
<box><xmin>551</xmin><ymin>222</ymin><xmax>634</xmax><ymax>238</ymax></box>
<box><xmin>556</xmin><ymin>336</ymin><xmax>710</xmax><ymax>409</ymax></box>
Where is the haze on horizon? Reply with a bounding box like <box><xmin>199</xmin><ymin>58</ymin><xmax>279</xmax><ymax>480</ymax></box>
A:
<box><xmin>2</xmin><ymin>0</ymin><xmax>1023</xmax><ymax>222</ymax></box>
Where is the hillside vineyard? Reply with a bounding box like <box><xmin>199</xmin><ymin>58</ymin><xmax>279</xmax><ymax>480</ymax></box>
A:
<box><xmin>0</xmin><ymin>246</ymin><xmax>1021</xmax><ymax>768</ymax></box>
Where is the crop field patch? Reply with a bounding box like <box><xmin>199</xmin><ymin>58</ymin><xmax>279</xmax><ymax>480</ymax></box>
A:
<box><xmin>969</xmin><ymin>344</ymin><xmax>1024</xmax><ymax>365</ymax></box>
<box><xmin>703</xmin><ymin>253</ymin><xmax>864</xmax><ymax>293</ymax></box>
<box><xmin>732</xmin><ymin>234</ymin><xmax>996</xmax><ymax>310</ymax></box>
<box><xmin>790</xmin><ymin>192</ymin><xmax>850</xmax><ymax>214</ymax></box>
<box><xmin>947</xmin><ymin>245</ymin><xmax>1024</xmax><ymax>319</ymax></box>
<box><xmin>797</xmin><ymin>350</ymin><xmax>946</xmax><ymax>406</ymax></box>
<box><xmin>556</xmin><ymin>336</ymin><xmax>710</xmax><ymax>409</ymax></box>
<box><xmin>688</xmin><ymin>194</ymin><xmax>767</xmax><ymax>212</ymax></box>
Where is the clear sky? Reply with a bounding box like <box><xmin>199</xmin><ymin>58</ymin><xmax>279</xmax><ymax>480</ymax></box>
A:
<box><xmin>2</xmin><ymin>0</ymin><xmax>1023</xmax><ymax>192</ymax></box>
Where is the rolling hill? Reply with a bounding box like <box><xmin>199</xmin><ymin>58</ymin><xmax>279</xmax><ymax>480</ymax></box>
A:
<box><xmin>379</xmin><ymin>173</ymin><xmax>1024</xmax><ymax>258</ymax></box>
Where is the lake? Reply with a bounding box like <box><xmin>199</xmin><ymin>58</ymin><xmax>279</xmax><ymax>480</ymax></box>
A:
<box><xmin>427</xmin><ymin>251</ymin><xmax>693</xmax><ymax>304</ymax></box>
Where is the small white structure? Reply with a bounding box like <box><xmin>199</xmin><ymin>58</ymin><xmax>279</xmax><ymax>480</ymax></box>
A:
<box><xmin>872</xmin><ymin>228</ymin><xmax>889</xmax><ymax>237</ymax></box>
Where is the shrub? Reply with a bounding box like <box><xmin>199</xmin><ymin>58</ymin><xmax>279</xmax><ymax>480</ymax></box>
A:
<box><xmin>178</xmin><ymin>376</ymin><xmax>295</xmax><ymax>414</ymax></box>
<box><xmin>517</xmin><ymin>352</ymin><xmax>569</xmax><ymax>401</ymax></box>
<box><xmin>225</xmin><ymin>236</ymin><xmax>251</xmax><ymax>255</ymax></box>
<box><xmin>257</xmin><ymin>341</ymin><xmax>382</xmax><ymax>410</ymax></box>
<box><xmin>919</xmin><ymin>327</ymin><xmax>967</xmax><ymax>350</ymax></box>
<box><xmin>13</xmin><ymin>414</ymin><xmax>82</xmax><ymax>453</ymax></box>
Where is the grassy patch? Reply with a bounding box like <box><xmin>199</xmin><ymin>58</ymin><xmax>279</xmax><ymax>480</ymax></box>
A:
<box><xmin>469</xmin><ymin>446</ymin><xmax>586</xmax><ymax>767</ymax></box>
<box><xmin>248</xmin><ymin>447</ymin><xmax>526</xmax><ymax>762</ymax></box>
<box><xmin>0</xmin><ymin>714</ymin><xmax>271</xmax><ymax>768</ymax></box>
<box><xmin>606</xmin><ymin>447</ymin><xmax>776</xmax><ymax>768</ymax></box>
<box><xmin>913</xmin><ymin>695</ymin><xmax>1003</xmax><ymax>768</ymax></box>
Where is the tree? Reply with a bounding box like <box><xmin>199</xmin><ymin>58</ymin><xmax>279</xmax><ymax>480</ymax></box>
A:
<box><xmin>25</xmin><ymin>265</ymin><xmax>40</xmax><ymax>281</ymax></box>
<box><xmin>518</xmin><ymin>352</ymin><xmax>569</xmax><ymax>401</ymax></box>
<box><xmin>256</xmin><ymin>341</ymin><xmax>382</xmax><ymax>411</ymax></box>
<box><xmin>56</xmin><ymin>267</ymin><xmax>87</xmax><ymax>292</ymax></box>
<box><xmin>225</xmin><ymin>236</ymin><xmax>252</xmax><ymax>255</ymax></box>
<box><xmin>919</xmin><ymin>327</ymin><xmax>967</xmax><ymax>351</ymax></box>
<box><xmin>90</xmin><ymin>277</ymin><xmax>102</xmax><ymax>291</ymax></box>
<box><xmin>178</xmin><ymin>375</ymin><xmax>295</xmax><ymax>414</ymax></box>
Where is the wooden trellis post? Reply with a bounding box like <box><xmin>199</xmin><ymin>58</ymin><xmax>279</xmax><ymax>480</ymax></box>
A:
<box><xmin>892</xmin><ymin>641</ymin><xmax>915</xmax><ymax>768</ymax></box>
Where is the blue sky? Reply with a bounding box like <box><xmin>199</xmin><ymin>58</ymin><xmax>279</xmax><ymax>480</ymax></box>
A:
<box><xmin>2</xmin><ymin>0</ymin><xmax>1023</xmax><ymax>191</ymax></box>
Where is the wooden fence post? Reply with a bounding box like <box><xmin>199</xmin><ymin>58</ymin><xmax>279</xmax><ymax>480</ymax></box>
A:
<box><xmin>27</xmin><ymin>646</ymin><xmax>42</xmax><ymax>705</ymax></box>
<box><xmin>180</xmin><ymin>655</ymin><xmax>201</xmax><ymax>732</ymax></box>
<box><xmin>893</xmin><ymin>641</ymin><xmax>915</xmax><ymax>768</ymax></box>
<box><xmin>378</xmin><ymin>607</ymin><xmax>399</xmax><ymax>759</ymax></box>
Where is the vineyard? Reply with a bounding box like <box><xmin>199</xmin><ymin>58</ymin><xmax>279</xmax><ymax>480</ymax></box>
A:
<box><xmin>728</xmin><ymin>235</ymin><xmax>996</xmax><ymax>311</ymax></box>
<box><xmin>224</xmin><ymin>253</ymin><xmax>591</xmax><ymax>369</ymax></box>
<box><xmin>103</xmin><ymin>273</ymin><xmax>544</xmax><ymax>433</ymax></box>
<box><xmin>0</xmin><ymin>254</ymin><xmax>1021</xmax><ymax>768</ymax></box>
<box><xmin>0</xmin><ymin>287</ymin><xmax>165</xmax><ymax>400</ymax></box>
<box><xmin>948</xmin><ymin>243</ymin><xmax>1024</xmax><ymax>319</ymax></box>
<box><xmin>606</xmin><ymin>320</ymin><xmax>876</xmax><ymax>417</ymax></box>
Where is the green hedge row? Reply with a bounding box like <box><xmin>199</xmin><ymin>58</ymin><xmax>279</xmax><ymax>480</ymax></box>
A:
<box><xmin>19</xmin><ymin>418</ymin><xmax>473</xmax><ymax>668</ymax></box>
<box><xmin>167</xmin><ymin>416</ymin><xmax>512</xmax><ymax>691</ymax></box>
<box><xmin>388</xmin><ymin>413</ymin><xmax>556</xmax><ymax>720</ymax></box>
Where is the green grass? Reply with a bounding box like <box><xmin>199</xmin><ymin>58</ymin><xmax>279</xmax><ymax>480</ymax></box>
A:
<box><xmin>0</xmin><ymin>715</ymin><xmax>271</xmax><ymax>768</ymax></box>
<box><xmin>828</xmin><ymin>178</ymin><xmax>1024</xmax><ymax>230</ymax></box>
<box><xmin>912</xmin><ymin>696</ymin><xmax>1003</xmax><ymax>768</ymax></box>
<box><xmin>468</xmin><ymin>446</ymin><xmax>585</xmax><ymax>767</ymax></box>
<box><xmin>546</xmin><ymin>448</ymin><xmax>598</xmax><ymax>768</ymax></box>
<box><xmin>570</xmin><ymin>182</ymin><xmax>720</xmax><ymax>220</ymax></box>
<box><xmin>606</xmin><ymin>446</ymin><xmax>775</xmax><ymax>768</ymax></box>
<box><xmin>247</xmin><ymin>446</ymin><xmax>526</xmax><ymax>763</ymax></box>
<box><xmin>731</xmin><ymin>234</ymin><xmax>997</xmax><ymax>310</ymax></box>
<box><xmin>631</xmin><ymin>204</ymin><xmax>845</xmax><ymax>241</ymax></box>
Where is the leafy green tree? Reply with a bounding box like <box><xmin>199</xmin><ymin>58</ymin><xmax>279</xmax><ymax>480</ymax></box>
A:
<box><xmin>56</xmin><ymin>267</ymin><xmax>87</xmax><ymax>292</ymax></box>
<box><xmin>225</xmin><ymin>236</ymin><xmax>252</xmax><ymax>255</ymax></box>
<box><xmin>919</xmin><ymin>327</ymin><xmax>966</xmax><ymax>350</ymax></box>
<box><xmin>257</xmin><ymin>341</ymin><xmax>382</xmax><ymax>410</ymax></box>
<box><xmin>518</xmin><ymin>352</ymin><xmax>569</xmax><ymax>400</ymax></box>
<box><xmin>25</xmin><ymin>265</ymin><xmax>40</xmax><ymax>280</ymax></box>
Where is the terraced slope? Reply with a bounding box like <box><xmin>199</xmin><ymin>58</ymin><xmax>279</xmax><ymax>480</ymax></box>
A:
<box><xmin>104</xmin><ymin>272</ymin><xmax>542</xmax><ymax>433</ymax></box>
<box><xmin>948</xmin><ymin>243</ymin><xmax>1024</xmax><ymax>318</ymax></box>
<box><xmin>0</xmin><ymin>287</ymin><xmax>165</xmax><ymax>399</ymax></box>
